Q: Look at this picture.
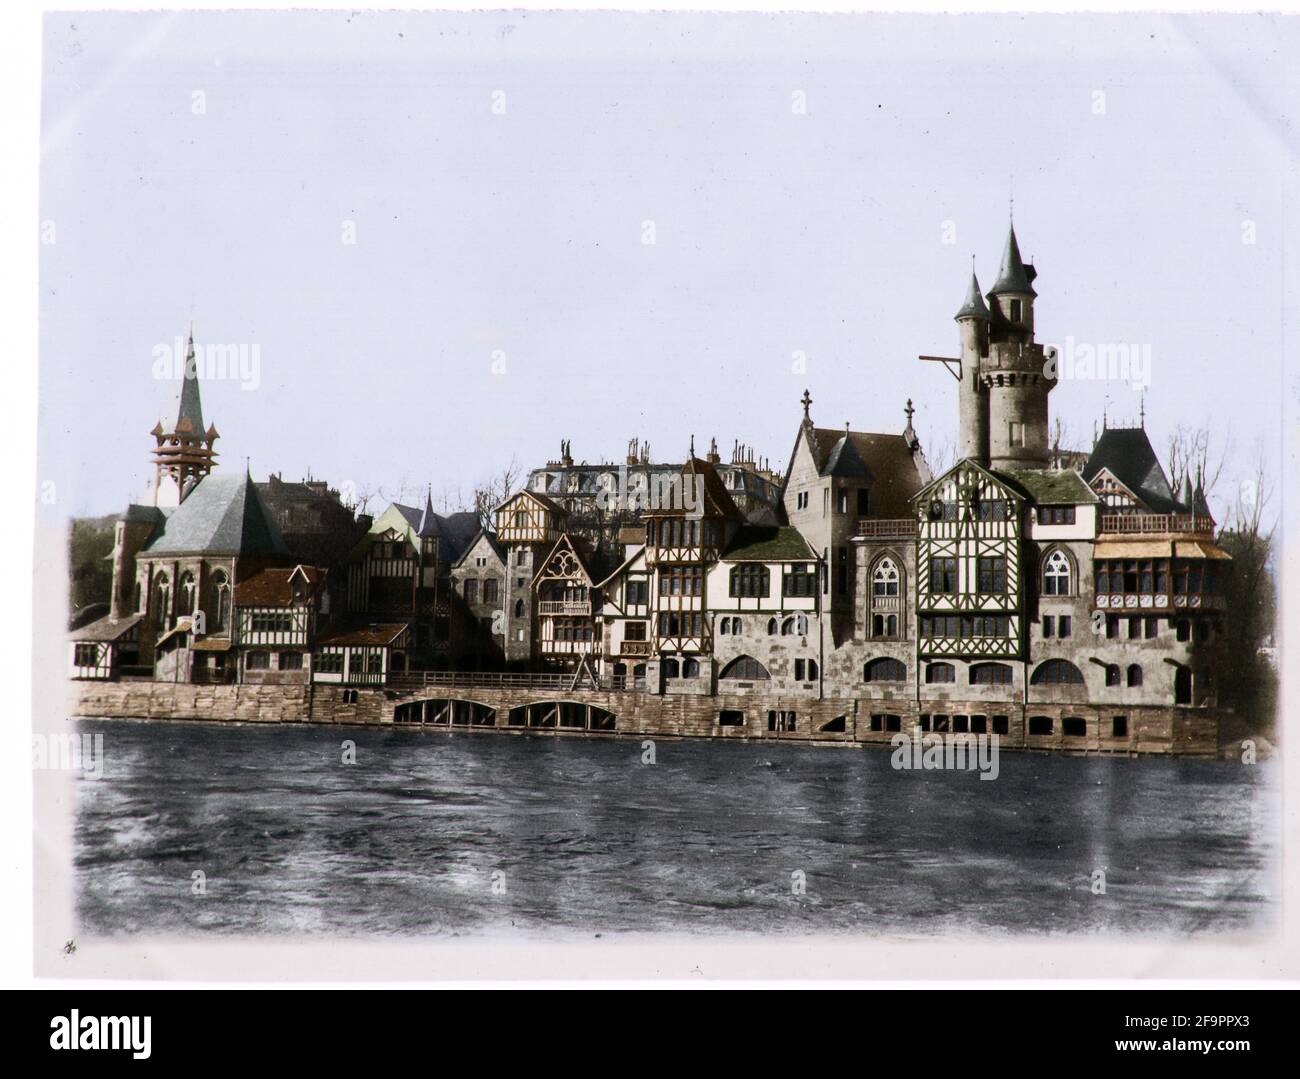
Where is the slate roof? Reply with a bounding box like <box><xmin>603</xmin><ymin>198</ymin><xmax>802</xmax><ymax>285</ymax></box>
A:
<box><xmin>453</xmin><ymin>528</ymin><xmax>506</xmax><ymax>569</ymax></box>
<box><xmin>69</xmin><ymin>613</ymin><xmax>143</xmax><ymax>643</ymax></box>
<box><xmin>174</xmin><ymin>335</ymin><xmax>206</xmax><ymax>436</ymax></box>
<box><xmin>804</xmin><ymin>428</ymin><xmax>926</xmax><ymax>518</ymax></box>
<box><xmin>315</xmin><ymin>622</ymin><xmax>408</xmax><ymax>647</ymax></box>
<box><xmin>234</xmin><ymin>565</ymin><xmax>326</xmax><ymax>607</ymax></box>
<box><xmin>1082</xmin><ymin>427</ymin><xmax>1187</xmax><ymax>514</ymax></box>
<box><xmin>646</xmin><ymin>457</ymin><xmax>744</xmax><ymax>520</ymax></box>
<box><xmin>723</xmin><ymin>525</ymin><xmax>815</xmax><ymax>562</ymax></box>
<box><xmin>142</xmin><ymin>473</ymin><xmax>292</xmax><ymax>557</ymax></box>
<box><xmin>988</xmin><ymin>225</ymin><xmax>1037</xmax><ymax>297</ymax></box>
<box><xmin>999</xmin><ymin>469</ymin><xmax>1099</xmax><ymax>505</ymax></box>
<box><xmin>955</xmin><ymin>271</ymin><xmax>991</xmax><ymax>321</ymax></box>
<box><xmin>386</xmin><ymin>502</ymin><xmax>482</xmax><ymax>563</ymax></box>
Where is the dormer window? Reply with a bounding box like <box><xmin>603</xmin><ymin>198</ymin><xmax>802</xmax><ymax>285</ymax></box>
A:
<box><xmin>1009</xmin><ymin>298</ymin><xmax>1022</xmax><ymax>323</ymax></box>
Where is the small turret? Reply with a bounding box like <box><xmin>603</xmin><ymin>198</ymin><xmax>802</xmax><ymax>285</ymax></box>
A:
<box><xmin>955</xmin><ymin>270</ymin><xmax>989</xmax><ymax>464</ymax></box>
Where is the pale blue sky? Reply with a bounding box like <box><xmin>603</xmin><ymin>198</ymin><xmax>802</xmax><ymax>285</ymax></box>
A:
<box><xmin>39</xmin><ymin>11</ymin><xmax>1296</xmax><ymax>521</ymax></box>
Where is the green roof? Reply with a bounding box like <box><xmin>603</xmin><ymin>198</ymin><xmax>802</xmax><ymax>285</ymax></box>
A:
<box><xmin>723</xmin><ymin>525</ymin><xmax>814</xmax><ymax>562</ymax></box>
<box><xmin>999</xmin><ymin>468</ymin><xmax>1098</xmax><ymax>505</ymax></box>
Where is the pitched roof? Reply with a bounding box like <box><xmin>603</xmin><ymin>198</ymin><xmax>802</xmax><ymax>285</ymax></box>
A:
<box><xmin>804</xmin><ymin>427</ymin><xmax>926</xmax><ymax>518</ymax></box>
<box><xmin>822</xmin><ymin>431</ymin><xmax>873</xmax><ymax>479</ymax></box>
<box><xmin>68</xmin><ymin>612</ymin><xmax>143</xmax><ymax>643</ymax></box>
<box><xmin>999</xmin><ymin>468</ymin><xmax>1099</xmax><ymax>505</ymax></box>
<box><xmin>723</xmin><ymin>525</ymin><xmax>815</xmax><ymax>562</ymax></box>
<box><xmin>143</xmin><ymin>473</ymin><xmax>292</xmax><ymax>557</ymax></box>
<box><xmin>1083</xmin><ymin>427</ymin><xmax>1186</xmax><ymax>514</ymax></box>
<box><xmin>453</xmin><ymin>528</ymin><xmax>506</xmax><ymax>569</ymax></box>
<box><xmin>233</xmin><ymin>565</ymin><xmax>326</xmax><ymax>607</ymax></box>
<box><xmin>955</xmin><ymin>271</ymin><xmax>991</xmax><ymax>321</ymax></box>
<box><xmin>532</xmin><ymin>532</ymin><xmax>599</xmax><ymax>588</ymax></box>
<box><xmin>315</xmin><ymin>622</ymin><xmax>408</xmax><ymax>647</ymax></box>
<box><xmin>988</xmin><ymin>224</ymin><xmax>1037</xmax><ymax>297</ymax></box>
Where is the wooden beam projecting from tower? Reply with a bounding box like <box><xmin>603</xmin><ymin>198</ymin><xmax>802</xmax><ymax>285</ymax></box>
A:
<box><xmin>918</xmin><ymin>355</ymin><xmax>963</xmax><ymax>380</ymax></box>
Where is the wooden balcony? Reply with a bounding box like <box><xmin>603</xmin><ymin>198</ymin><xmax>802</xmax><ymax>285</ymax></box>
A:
<box><xmin>855</xmin><ymin>518</ymin><xmax>917</xmax><ymax>538</ymax></box>
<box><xmin>538</xmin><ymin>600</ymin><xmax>592</xmax><ymax>616</ymax></box>
<box><xmin>1099</xmin><ymin>513</ymin><xmax>1214</xmax><ymax>536</ymax></box>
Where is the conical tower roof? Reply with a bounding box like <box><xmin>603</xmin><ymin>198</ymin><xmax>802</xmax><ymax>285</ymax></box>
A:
<box><xmin>954</xmin><ymin>271</ymin><xmax>990</xmax><ymax>321</ymax></box>
<box><xmin>174</xmin><ymin>332</ymin><xmax>206</xmax><ymax>436</ymax></box>
<box><xmin>987</xmin><ymin>225</ymin><xmax>1037</xmax><ymax>297</ymax></box>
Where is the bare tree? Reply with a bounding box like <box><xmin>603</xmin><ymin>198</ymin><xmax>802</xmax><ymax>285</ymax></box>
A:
<box><xmin>472</xmin><ymin>456</ymin><xmax>522</xmax><ymax>531</ymax></box>
<box><xmin>1166</xmin><ymin>423</ymin><xmax>1229</xmax><ymax>501</ymax></box>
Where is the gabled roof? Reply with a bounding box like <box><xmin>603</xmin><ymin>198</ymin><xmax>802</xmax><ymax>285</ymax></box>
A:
<box><xmin>233</xmin><ymin>565</ymin><xmax>326</xmax><ymax>607</ymax></box>
<box><xmin>531</xmin><ymin>532</ymin><xmax>598</xmax><ymax>588</ymax></box>
<box><xmin>999</xmin><ymin>468</ymin><xmax>1099</xmax><ymax>505</ymax></box>
<box><xmin>643</xmin><ymin>456</ymin><xmax>744</xmax><ymax>520</ymax></box>
<box><xmin>801</xmin><ymin>427</ymin><xmax>927</xmax><ymax>518</ymax></box>
<box><xmin>452</xmin><ymin>528</ymin><xmax>506</xmax><ymax>570</ymax></box>
<box><xmin>914</xmin><ymin>455</ymin><xmax>1025</xmax><ymax>503</ymax></box>
<box><xmin>315</xmin><ymin>622</ymin><xmax>408</xmax><ymax>647</ymax></box>
<box><xmin>499</xmin><ymin>488</ymin><xmax>568</xmax><ymax>516</ymax></box>
<box><xmin>1083</xmin><ymin>427</ymin><xmax>1186</xmax><ymax>514</ymax></box>
<box><xmin>143</xmin><ymin>473</ymin><xmax>291</xmax><ymax>557</ymax></box>
<box><xmin>69</xmin><ymin>612</ymin><xmax>143</xmax><ymax>643</ymax></box>
<box><xmin>722</xmin><ymin>525</ymin><xmax>815</xmax><ymax>562</ymax></box>
<box><xmin>596</xmin><ymin>544</ymin><xmax>647</xmax><ymax>590</ymax></box>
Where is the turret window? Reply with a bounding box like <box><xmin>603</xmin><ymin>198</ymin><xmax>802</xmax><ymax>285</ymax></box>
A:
<box><xmin>1009</xmin><ymin>299</ymin><xmax>1022</xmax><ymax>323</ymax></box>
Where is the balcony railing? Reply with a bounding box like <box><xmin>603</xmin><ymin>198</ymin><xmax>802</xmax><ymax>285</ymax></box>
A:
<box><xmin>538</xmin><ymin>600</ymin><xmax>592</xmax><ymax>616</ymax></box>
<box><xmin>856</xmin><ymin>518</ymin><xmax>917</xmax><ymax>538</ymax></box>
<box><xmin>1099</xmin><ymin>513</ymin><xmax>1214</xmax><ymax>536</ymax></box>
<box><xmin>619</xmin><ymin>640</ymin><xmax>651</xmax><ymax>655</ymax></box>
<box><xmin>390</xmin><ymin>670</ymin><xmax>580</xmax><ymax>691</ymax></box>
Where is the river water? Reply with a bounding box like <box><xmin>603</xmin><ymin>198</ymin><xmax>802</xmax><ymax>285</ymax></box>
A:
<box><xmin>73</xmin><ymin>717</ymin><xmax>1277</xmax><ymax>937</ymax></box>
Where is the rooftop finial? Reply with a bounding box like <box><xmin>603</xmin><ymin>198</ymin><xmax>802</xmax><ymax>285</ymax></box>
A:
<box><xmin>1139</xmin><ymin>393</ymin><xmax>1146</xmax><ymax>428</ymax></box>
<box><xmin>801</xmin><ymin>388</ymin><xmax>812</xmax><ymax>420</ymax></box>
<box><xmin>904</xmin><ymin>398</ymin><xmax>915</xmax><ymax>427</ymax></box>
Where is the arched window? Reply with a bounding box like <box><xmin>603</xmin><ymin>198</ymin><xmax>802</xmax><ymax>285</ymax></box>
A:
<box><xmin>1042</xmin><ymin>549</ymin><xmax>1072</xmax><ymax>596</ymax></box>
<box><xmin>1127</xmin><ymin>664</ymin><xmax>1143</xmax><ymax>687</ymax></box>
<box><xmin>886</xmin><ymin>614</ymin><xmax>898</xmax><ymax>636</ymax></box>
<box><xmin>214</xmin><ymin>574</ymin><xmax>230</xmax><ymax>631</ymax></box>
<box><xmin>719</xmin><ymin>618</ymin><xmax>730</xmax><ymax>636</ymax></box>
<box><xmin>729</xmin><ymin>565</ymin><xmax>770</xmax><ymax>598</ymax></box>
<box><xmin>1105</xmin><ymin>664</ymin><xmax>1121</xmax><ymax>687</ymax></box>
<box><xmin>780</xmin><ymin>615</ymin><xmax>809</xmax><ymax>637</ymax></box>
<box><xmin>970</xmin><ymin>663</ymin><xmax>1013</xmax><ymax>686</ymax></box>
<box><xmin>1031</xmin><ymin>659</ymin><xmax>1086</xmax><ymax>685</ymax></box>
<box><xmin>179</xmin><ymin>572</ymin><xmax>196</xmax><ymax>615</ymax></box>
<box><xmin>1174</xmin><ymin>665</ymin><xmax>1192</xmax><ymax>705</ymax></box>
<box><xmin>925</xmin><ymin>662</ymin><xmax>955</xmax><ymax>684</ymax></box>
<box><xmin>719</xmin><ymin>655</ymin><xmax>771</xmax><ymax>681</ymax></box>
<box><xmin>871</xmin><ymin>558</ymin><xmax>900</xmax><ymax>597</ymax></box>
<box><xmin>864</xmin><ymin>657</ymin><xmax>906</xmax><ymax>683</ymax></box>
<box><xmin>766</xmin><ymin>617</ymin><xmax>778</xmax><ymax>635</ymax></box>
<box><xmin>151</xmin><ymin>575</ymin><xmax>171</xmax><ymax>623</ymax></box>
<box><xmin>514</xmin><ymin>599</ymin><xmax>525</xmax><ymax>618</ymax></box>
<box><xmin>663</xmin><ymin>658</ymin><xmax>680</xmax><ymax>679</ymax></box>
<box><xmin>683</xmin><ymin>658</ymin><xmax>701</xmax><ymax>678</ymax></box>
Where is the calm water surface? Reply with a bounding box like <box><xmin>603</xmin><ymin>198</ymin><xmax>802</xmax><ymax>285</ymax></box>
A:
<box><xmin>74</xmin><ymin>718</ymin><xmax>1278</xmax><ymax>937</ymax></box>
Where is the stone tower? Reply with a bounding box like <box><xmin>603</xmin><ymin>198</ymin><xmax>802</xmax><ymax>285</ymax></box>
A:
<box><xmin>954</xmin><ymin>225</ymin><xmax>1056</xmax><ymax>471</ymax></box>
<box><xmin>954</xmin><ymin>270</ymin><xmax>990</xmax><ymax>463</ymax></box>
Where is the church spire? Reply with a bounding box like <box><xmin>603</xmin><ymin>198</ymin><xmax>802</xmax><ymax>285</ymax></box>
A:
<box><xmin>175</xmin><ymin>327</ymin><xmax>205</xmax><ymax>435</ymax></box>
<box><xmin>151</xmin><ymin>327</ymin><xmax>219</xmax><ymax>505</ymax></box>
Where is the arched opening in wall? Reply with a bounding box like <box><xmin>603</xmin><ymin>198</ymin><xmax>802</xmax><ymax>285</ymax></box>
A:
<box><xmin>924</xmin><ymin>662</ymin><xmax>955</xmax><ymax>685</ymax></box>
<box><xmin>394</xmin><ymin>698</ymin><xmax>496</xmax><ymax>726</ymax></box>
<box><xmin>514</xmin><ymin>599</ymin><xmax>525</xmax><ymax>618</ymax></box>
<box><xmin>1127</xmin><ymin>664</ymin><xmax>1143</xmax><ymax>687</ymax></box>
<box><xmin>1030</xmin><ymin>659</ymin><xmax>1085</xmax><ymax>685</ymax></box>
<box><xmin>1028</xmin><ymin>715</ymin><xmax>1054</xmax><ymax>735</ymax></box>
<box><xmin>506</xmin><ymin>701</ymin><xmax>617</xmax><ymax>731</ymax></box>
<box><xmin>863</xmin><ymin>657</ymin><xmax>906</xmax><ymax>683</ymax></box>
<box><xmin>719</xmin><ymin>655</ymin><xmax>771</xmax><ymax>681</ymax></box>
<box><xmin>662</xmin><ymin>658</ymin><xmax>680</xmax><ymax>679</ymax></box>
<box><xmin>869</xmin><ymin>556</ymin><xmax>903</xmax><ymax>639</ymax></box>
<box><xmin>1174</xmin><ymin>665</ymin><xmax>1193</xmax><ymax>706</ymax></box>
<box><xmin>683</xmin><ymin>658</ymin><xmax>701</xmax><ymax>678</ymax></box>
<box><xmin>969</xmin><ymin>662</ymin><xmax>1012</xmax><ymax>686</ymax></box>
<box><xmin>1105</xmin><ymin>664</ymin><xmax>1121</xmax><ymax>687</ymax></box>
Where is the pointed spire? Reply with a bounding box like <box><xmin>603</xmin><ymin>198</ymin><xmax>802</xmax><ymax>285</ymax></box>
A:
<box><xmin>175</xmin><ymin>329</ymin><xmax>206</xmax><ymax>435</ymax></box>
<box><xmin>418</xmin><ymin>485</ymin><xmax>438</xmax><ymax>538</ymax></box>
<box><xmin>955</xmin><ymin>267</ymin><xmax>990</xmax><ymax>321</ymax></box>
<box><xmin>988</xmin><ymin>224</ymin><xmax>1037</xmax><ymax>297</ymax></box>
